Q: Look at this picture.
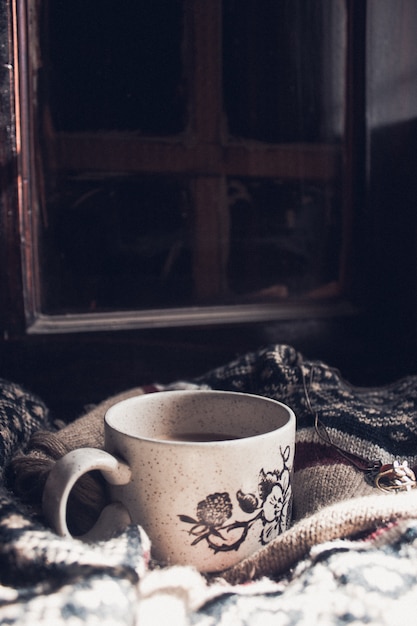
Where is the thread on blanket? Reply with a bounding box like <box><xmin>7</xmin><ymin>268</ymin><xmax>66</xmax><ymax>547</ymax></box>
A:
<box><xmin>302</xmin><ymin>366</ymin><xmax>417</xmax><ymax>494</ymax></box>
<box><xmin>292</xmin><ymin>460</ymin><xmax>376</xmax><ymax>519</ymax></box>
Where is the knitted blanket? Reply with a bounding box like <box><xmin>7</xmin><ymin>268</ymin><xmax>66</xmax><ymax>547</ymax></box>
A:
<box><xmin>2</xmin><ymin>344</ymin><xmax>417</xmax><ymax>624</ymax></box>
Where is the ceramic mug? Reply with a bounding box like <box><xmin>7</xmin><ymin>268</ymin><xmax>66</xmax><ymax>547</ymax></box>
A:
<box><xmin>42</xmin><ymin>390</ymin><xmax>296</xmax><ymax>572</ymax></box>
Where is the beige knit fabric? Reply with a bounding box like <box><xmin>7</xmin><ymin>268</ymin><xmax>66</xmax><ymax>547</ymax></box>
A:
<box><xmin>292</xmin><ymin>463</ymin><xmax>377</xmax><ymax>520</ymax></box>
<box><xmin>48</xmin><ymin>386</ymin><xmax>146</xmax><ymax>449</ymax></box>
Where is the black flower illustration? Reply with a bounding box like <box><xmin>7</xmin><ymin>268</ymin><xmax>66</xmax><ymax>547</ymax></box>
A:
<box><xmin>258</xmin><ymin>469</ymin><xmax>281</xmax><ymax>501</ymax></box>
<box><xmin>196</xmin><ymin>492</ymin><xmax>232</xmax><ymax>526</ymax></box>
<box><xmin>179</xmin><ymin>446</ymin><xmax>292</xmax><ymax>555</ymax></box>
<box><xmin>179</xmin><ymin>491</ymin><xmax>249</xmax><ymax>553</ymax></box>
<box><xmin>260</xmin><ymin>468</ymin><xmax>292</xmax><ymax>544</ymax></box>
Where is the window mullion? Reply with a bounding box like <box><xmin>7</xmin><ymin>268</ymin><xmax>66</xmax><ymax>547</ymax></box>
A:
<box><xmin>187</xmin><ymin>0</ymin><xmax>229</xmax><ymax>300</ymax></box>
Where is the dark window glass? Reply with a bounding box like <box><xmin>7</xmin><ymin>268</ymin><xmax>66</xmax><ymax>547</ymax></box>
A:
<box><xmin>223</xmin><ymin>1</ymin><xmax>334</xmax><ymax>143</ymax></box>
<box><xmin>31</xmin><ymin>0</ymin><xmax>347</xmax><ymax>322</ymax></box>
<box><xmin>42</xmin><ymin>177</ymin><xmax>192</xmax><ymax>312</ymax></box>
<box><xmin>46</xmin><ymin>0</ymin><xmax>186</xmax><ymax>133</ymax></box>
<box><xmin>227</xmin><ymin>178</ymin><xmax>341</xmax><ymax>299</ymax></box>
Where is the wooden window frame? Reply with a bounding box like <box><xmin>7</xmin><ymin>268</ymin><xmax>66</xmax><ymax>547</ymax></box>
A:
<box><xmin>11</xmin><ymin>0</ymin><xmax>363</xmax><ymax>334</ymax></box>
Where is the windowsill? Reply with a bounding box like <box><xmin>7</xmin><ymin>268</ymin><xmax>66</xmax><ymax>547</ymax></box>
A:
<box><xmin>26</xmin><ymin>299</ymin><xmax>358</xmax><ymax>334</ymax></box>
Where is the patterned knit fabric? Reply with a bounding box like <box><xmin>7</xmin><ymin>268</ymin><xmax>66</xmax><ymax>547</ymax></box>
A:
<box><xmin>195</xmin><ymin>344</ymin><xmax>417</xmax><ymax>466</ymax></box>
<box><xmin>2</xmin><ymin>345</ymin><xmax>417</xmax><ymax>624</ymax></box>
<box><xmin>0</xmin><ymin>378</ymin><xmax>52</xmax><ymax>475</ymax></box>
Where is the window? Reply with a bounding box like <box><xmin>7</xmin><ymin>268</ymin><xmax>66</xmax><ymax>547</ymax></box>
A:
<box><xmin>16</xmin><ymin>0</ymin><xmax>357</xmax><ymax>332</ymax></box>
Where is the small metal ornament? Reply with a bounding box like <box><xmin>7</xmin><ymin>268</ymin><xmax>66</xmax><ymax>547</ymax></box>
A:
<box><xmin>374</xmin><ymin>460</ymin><xmax>417</xmax><ymax>493</ymax></box>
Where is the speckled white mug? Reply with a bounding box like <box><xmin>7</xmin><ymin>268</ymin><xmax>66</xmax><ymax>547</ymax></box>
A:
<box><xmin>43</xmin><ymin>390</ymin><xmax>295</xmax><ymax>572</ymax></box>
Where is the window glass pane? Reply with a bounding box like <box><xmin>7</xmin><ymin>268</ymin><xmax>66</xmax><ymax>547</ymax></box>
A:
<box><xmin>227</xmin><ymin>177</ymin><xmax>341</xmax><ymax>299</ymax></box>
<box><xmin>223</xmin><ymin>0</ymin><xmax>345</xmax><ymax>143</ymax></box>
<box><xmin>46</xmin><ymin>0</ymin><xmax>186</xmax><ymax>133</ymax></box>
<box><xmin>41</xmin><ymin>177</ymin><xmax>192</xmax><ymax>313</ymax></box>
<box><xmin>28</xmin><ymin>0</ymin><xmax>348</xmax><ymax>325</ymax></box>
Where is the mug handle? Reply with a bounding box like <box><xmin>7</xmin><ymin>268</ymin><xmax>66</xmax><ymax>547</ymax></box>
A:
<box><xmin>42</xmin><ymin>447</ymin><xmax>132</xmax><ymax>541</ymax></box>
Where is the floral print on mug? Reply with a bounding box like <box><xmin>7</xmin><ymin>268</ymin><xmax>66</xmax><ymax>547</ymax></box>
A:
<box><xmin>179</xmin><ymin>445</ymin><xmax>292</xmax><ymax>554</ymax></box>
